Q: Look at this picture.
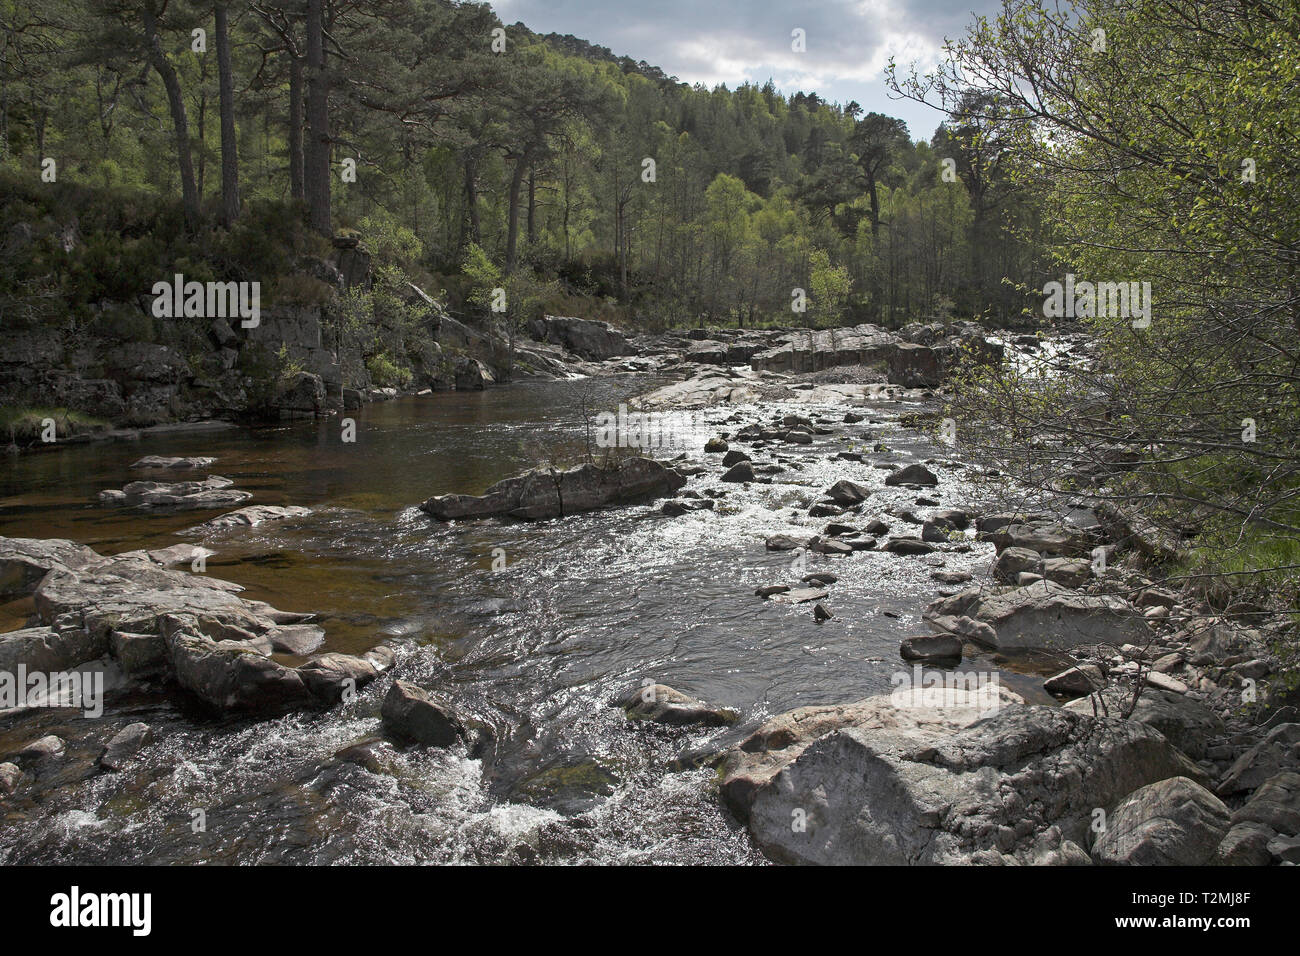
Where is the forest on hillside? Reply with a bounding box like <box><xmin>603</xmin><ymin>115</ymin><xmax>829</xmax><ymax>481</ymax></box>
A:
<box><xmin>0</xmin><ymin>0</ymin><xmax>1043</xmax><ymax>331</ymax></box>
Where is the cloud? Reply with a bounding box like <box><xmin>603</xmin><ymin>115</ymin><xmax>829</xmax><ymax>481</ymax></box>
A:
<box><xmin>491</xmin><ymin>0</ymin><xmax>998</xmax><ymax>138</ymax></box>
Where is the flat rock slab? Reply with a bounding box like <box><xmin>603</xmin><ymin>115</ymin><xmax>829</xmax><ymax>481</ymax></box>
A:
<box><xmin>182</xmin><ymin>505</ymin><xmax>313</xmax><ymax>533</ymax></box>
<box><xmin>130</xmin><ymin>456</ymin><xmax>217</xmax><ymax>470</ymax></box>
<box><xmin>769</xmin><ymin>588</ymin><xmax>828</xmax><ymax>605</ymax></box>
<box><xmin>420</xmin><ymin>457</ymin><xmax>685</xmax><ymax>521</ymax></box>
<box><xmin>927</xmin><ymin>580</ymin><xmax>1150</xmax><ymax>652</ymax></box>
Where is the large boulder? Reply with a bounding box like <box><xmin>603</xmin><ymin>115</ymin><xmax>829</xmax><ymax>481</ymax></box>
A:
<box><xmin>723</xmin><ymin>695</ymin><xmax>1201</xmax><ymax>865</ymax></box>
<box><xmin>527</xmin><ymin>315</ymin><xmax>630</xmax><ymax>361</ymax></box>
<box><xmin>888</xmin><ymin>343</ymin><xmax>942</xmax><ymax>387</ymax></box>
<box><xmin>1092</xmin><ymin>776</ymin><xmax>1231</xmax><ymax>865</ymax></box>
<box><xmin>0</xmin><ymin>537</ymin><xmax>103</xmax><ymax>598</ymax></box>
<box><xmin>420</xmin><ymin>457</ymin><xmax>686</xmax><ymax>521</ymax></box>
<box><xmin>926</xmin><ymin>581</ymin><xmax>1151</xmax><ymax>652</ymax></box>
<box><xmin>454</xmin><ymin>356</ymin><xmax>495</xmax><ymax>390</ymax></box>
<box><xmin>381</xmin><ymin>680</ymin><xmax>466</xmax><ymax>747</ymax></box>
<box><xmin>1065</xmin><ymin>687</ymin><xmax>1223</xmax><ymax>760</ymax></box>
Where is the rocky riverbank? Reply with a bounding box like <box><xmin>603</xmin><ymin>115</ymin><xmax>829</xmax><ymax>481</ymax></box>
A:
<box><xmin>3</xmin><ymin>325</ymin><xmax>1294</xmax><ymax>867</ymax></box>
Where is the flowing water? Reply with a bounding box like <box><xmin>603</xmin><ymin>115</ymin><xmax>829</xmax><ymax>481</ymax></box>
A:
<box><xmin>0</xmin><ymin>375</ymin><xmax>1051</xmax><ymax>864</ymax></box>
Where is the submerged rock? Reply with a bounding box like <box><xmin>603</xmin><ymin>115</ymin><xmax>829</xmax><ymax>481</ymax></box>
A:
<box><xmin>181</xmin><ymin>505</ymin><xmax>313</xmax><ymax>533</ymax></box>
<box><xmin>419</xmin><ymin>457</ymin><xmax>686</xmax><ymax>521</ymax></box>
<box><xmin>612</xmin><ymin>683</ymin><xmax>737</xmax><ymax>727</ymax></box>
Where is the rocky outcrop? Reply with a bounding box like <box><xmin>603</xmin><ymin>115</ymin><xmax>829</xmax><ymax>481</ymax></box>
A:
<box><xmin>721</xmin><ymin>692</ymin><xmax>1201</xmax><ymax>865</ymax></box>
<box><xmin>0</xmin><ymin>536</ymin><xmax>392</xmax><ymax>717</ymax></box>
<box><xmin>1092</xmin><ymin>776</ymin><xmax>1231</xmax><ymax>865</ymax></box>
<box><xmin>420</xmin><ymin>457</ymin><xmax>686</xmax><ymax>521</ymax></box>
<box><xmin>925</xmin><ymin>581</ymin><xmax>1150</xmax><ymax>651</ymax></box>
<box><xmin>526</xmin><ymin>315</ymin><xmax>631</xmax><ymax>361</ymax></box>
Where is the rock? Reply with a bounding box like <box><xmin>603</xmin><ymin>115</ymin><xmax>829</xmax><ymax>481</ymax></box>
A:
<box><xmin>1136</xmin><ymin>587</ymin><xmax>1179</xmax><ymax>609</ymax></box>
<box><xmin>528</xmin><ymin>315</ymin><xmax>630</xmax><ymax>360</ymax></box>
<box><xmin>807</xmin><ymin>502</ymin><xmax>843</xmax><ymax>518</ymax></box>
<box><xmin>929</xmin><ymin>614</ymin><xmax>997</xmax><ymax>647</ymax></box>
<box><xmin>808</xmin><ymin>537</ymin><xmax>853</xmax><ymax>556</ymax></box>
<box><xmin>813</xmin><ymin>603</ymin><xmax>833</xmax><ymax>623</ymax></box>
<box><xmin>1065</xmin><ymin>688</ymin><xmax>1223</xmax><ymax>760</ymax></box>
<box><xmin>721</xmin><ymin>450</ymin><xmax>749</xmax><ymax>467</ymax></box>
<box><xmin>381</xmin><ymin>680</ymin><xmax>467</xmax><ymax>746</ymax></box>
<box><xmin>1267</xmin><ymin>834</ymin><xmax>1300</xmax><ymax>864</ymax></box>
<box><xmin>454</xmin><ymin>356</ymin><xmax>495</xmax><ymax>390</ymax></box>
<box><xmin>1218</xmin><ymin>723</ymin><xmax>1300</xmax><ymax>795</ymax></box>
<box><xmin>782</xmin><ymin>430</ymin><xmax>813</xmax><ymax>445</ymax></box>
<box><xmin>1092</xmin><ymin>776</ymin><xmax>1230</xmax><ymax>866</ymax></box>
<box><xmin>1216</xmin><ymin>821</ymin><xmax>1275</xmax><ymax>866</ymax></box>
<box><xmin>14</xmin><ymin>734</ymin><xmax>65</xmax><ymax>763</ymax></box>
<box><xmin>165</xmin><ymin>618</ymin><xmax>314</xmax><ymax>715</ymax></box>
<box><xmin>824</xmin><ymin>480</ymin><xmax>871</xmax><ymax>504</ymax></box>
<box><xmin>987</xmin><ymin>520</ymin><xmax>1095</xmax><ymax>558</ymax></box>
<box><xmin>661</xmin><ymin>498</ymin><xmax>714</xmax><ymax>516</ymax></box>
<box><xmin>297</xmin><ymin>652</ymin><xmax>384</xmax><ymax>704</ymax></box>
<box><xmin>1042</xmin><ymin>557</ymin><xmax>1092</xmax><ymax>589</ymax></box>
<box><xmin>0</xmin><ymin>762</ymin><xmax>20</xmax><ymax>795</ymax></box>
<box><xmin>888</xmin><ymin>342</ymin><xmax>943</xmax><ymax>387</ymax></box>
<box><xmin>0</xmin><ymin>537</ymin><xmax>104</xmax><ymax>598</ymax></box>
<box><xmin>802</xmin><ymin>573</ymin><xmax>838</xmax><ymax>585</ymax></box>
<box><xmin>1145</xmin><ymin>671</ymin><xmax>1188</xmax><ymax>694</ymax></box>
<box><xmin>420</xmin><ymin>457</ymin><xmax>686</xmax><ymax>521</ymax></box>
<box><xmin>770</xmin><ymin>588</ymin><xmax>828</xmax><ymax>605</ymax></box>
<box><xmin>724</xmin><ymin>697</ymin><xmax>1200</xmax><ymax>865</ymax></box>
<box><xmin>720</xmin><ymin>461</ymin><xmax>756</xmax><ymax>483</ymax></box>
<box><xmin>900</xmin><ymin>635</ymin><xmax>963</xmax><ymax>663</ymax></box>
<box><xmin>267</xmin><ymin>624</ymin><xmax>326</xmax><ymax>655</ymax></box>
<box><xmin>1017</xmin><ymin>572</ymin><xmax>1044</xmax><ymax>586</ymax></box>
<box><xmin>755</xmin><ymin>585</ymin><xmax>791</xmax><ymax>598</ymax></box>
<box><xmin>883</xmin><ymin>537</ymin><xmax>935</xmax><ymax>556</ymax></box>
<box><xmin>130</xmin><ymin>456</ymin><xmax>217</xmax><ymax>470</ymax></box>
<box><xmin>100</xmin><ymin>722</ymin><xmax>153</xmax><ymax>772</ymax></box>
<box><xmin>181</xmin><ymin>505</ymin><xmax>312</xmax><ymax>533</ymax></box>
<box><xmin>110</xmin><ymin>630</ymin><xmax>168</xmax><ymax>676</ymax></box>
<box><xmin>102</xmin><ymin>476</ymin><xmax>252</xmax><ymax>510</ymax></box>
<box><xmin>931</xmin><ymin>570</ymin><xmax>972</xmax><ymax>585</ymax></box>
<box><xmin>884</xmin><ymin>463</ymin><xmax>938</xmax><ymax>487</ymax></box>
<box><xmin>765</xmin><ymin>534</ymin><xmax>805</xmax><ymax>552</ymax></box>
<box><xmin>1044</xmin><ymin>664</ymin><xmax>1105</xmax><ymax>697</ymax></box>
<box><xmin>704</xmin><ymin>437</ymin><xmax>728</xmax><ymax>453</ymax></box>
<box><xmin>1232</xmin><ymin>771</ymin><xmax>1300</xmax><ymax>835</ymax></box>
<box><xmin>0</xmin><ymin>625</ymin><xmax>107</xmax><ymax>677</ymax></box>
<box><xmin>921</xmin><ymin>519</ymin><xmax>952</xmax><ymax>543</ymax></box>
<box><xmin>272</xmin><ymin>369</ymin><xmax>326</xmax><ymax>415</ymax></box>
<box><xmin>612</xmin><ymin>683</ymin><xmax>737</xmax><ymax>727</ymax></box>
<box><xmin>926</xmin><ymin>581</ymin><xmax>1151</xmax><ymax>652</ymax></box>
<box><xmin>994</xmin><ymin>547</ymin><xmax>1043</xmax><ymax>583</ymax></box>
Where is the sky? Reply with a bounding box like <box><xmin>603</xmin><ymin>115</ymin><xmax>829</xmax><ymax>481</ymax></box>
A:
<box><xmin>490</xmin><ymin>0</ymin><xmax>1002</xmax><ymax>142</ymax></box>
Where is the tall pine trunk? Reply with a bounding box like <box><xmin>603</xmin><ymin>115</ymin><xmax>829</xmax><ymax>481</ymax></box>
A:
<box><xmin>288</xmin><ymin>53</ymin><xmax>304</xmax><ymax>200</ymax></box>
<box><xmin>215</xmin><ymin>3</ymin><xmax>239</xmax><ymax>225</ymax></box>
<box><xmin>304</xmin><ymin>0</ymin><xmax>330</xmax><ymax>235</ymax></box>
<box><xmin>142</xmin><ymin>6</ymin><xmax>199</xmax><ymax>231</ymax></box>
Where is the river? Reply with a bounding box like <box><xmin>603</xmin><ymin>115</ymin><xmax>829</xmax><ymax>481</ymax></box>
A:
<box><xmin>0</xmin><ymin>374</ymin><xmax>1050</xmax><ymax>864</ymax></box>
